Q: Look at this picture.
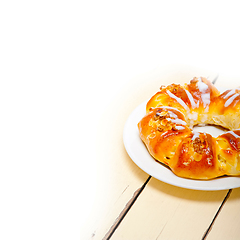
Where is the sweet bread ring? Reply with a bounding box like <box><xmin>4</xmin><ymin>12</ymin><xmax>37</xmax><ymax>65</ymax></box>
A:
<box><xmin>138</xmin><ymin>77</ymin><xmax>240</xmax><ymax>179</ymax></box>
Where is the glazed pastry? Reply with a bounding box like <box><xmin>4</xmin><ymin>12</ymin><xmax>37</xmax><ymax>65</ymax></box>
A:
<box><xmin>138</xmin><ymin>77</ymin><xmax>240</xmax><ymax>179</ymax></box>
<box><xmin>138</xmin><ymin>107</ymin><xmax>192</xmax><ymax>166</ymax></box>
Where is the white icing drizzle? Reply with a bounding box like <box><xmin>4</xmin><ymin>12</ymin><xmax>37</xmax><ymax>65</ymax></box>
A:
<box><xmin>223</xmin><ymin>89</ymin><xmax>236</xmax><ymax>99</ymax></box>
<box><xmin>168</xmin><ymin>111</ymin><xmax>178</xmax><ymax>119</ymax></box>
<box><xmin>196</xmin><ymin>100</ymin><xmax>200</xmax><ymax>108</ymax></box>
<box><xmin>184</xmin><ymin>89</ymin><xmax>197</xmax><ymax>108</ymax></box>
<box><xmin>224</xmin><ymin>93</ymin><xmax>239</xmax><ymax>107</ymax></box>
<box><xmin>192</xmin><ymin>131</ymin><xmax>200</xmax><ymax>140</ymax></box>
<box><xmin>161</xmin><ymin>131</ymin><xmax>168</xmax><ymax>137</ymax></box>
<box><xmin>174</xmin><ymin>126</ymin><xmax>185</xmax><ymax>130</ymax></box>
<box><xmin>228</xmin><ymin>131</ymin><xmax>240</xmax><ymax>139</ymax></box>
<box><xmin>197</xmin><ymin>79</ymin><xmax>210</xmax><ymax>110</ymax></box>
<box><xmin>166</xmin><ymin>118</ymin><xmax>187</xmax><ymax>125</ymax></box>
<box><xmin>201</xmin><ymin>93</ymin><xmax>210</xmax><ymax>107</ymax></box>
<box><xmin>157</xmin><ymin>107</ymin><xmax>187</xmax><ymax>127</ymax></box>
<box><xmin>161</xmin><ymin>106</ymin><xmax>184</xmax><ymax>115</ymax></box>
<box><xmin>223</xmin><ymin>88</ymin><xmax>240</xmax><ymax>99</ymax></box>
<box><xmin>166</xmin><ymin>90</ymin><xmax>189</xmax><ymax>111</ymax></box>
<box><xmin>197</xmin><ymin>79</ymin><xmax>208</xmax><ymax>92</ymax></box>
<box><xmin>156</xmin><ymin>110</ymin><xmax>178</xmax><ymax>119</ymax></box>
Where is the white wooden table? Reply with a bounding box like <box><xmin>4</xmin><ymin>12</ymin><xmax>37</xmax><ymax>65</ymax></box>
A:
<box><xmin>2</xmin><ymin>1</ymin><xmax>240</xmax><ymax>239</ymax></box>
<box><xmin>82</xmin><ymin>65</ymin><xmax>240</xmax><ymax>240</ymax></box>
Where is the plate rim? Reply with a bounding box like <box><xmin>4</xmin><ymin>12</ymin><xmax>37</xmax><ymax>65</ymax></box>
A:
<box><xmin>123</xmin><ymin>100</ymin><xmax>240</xmax><ymax>191</ymax></box>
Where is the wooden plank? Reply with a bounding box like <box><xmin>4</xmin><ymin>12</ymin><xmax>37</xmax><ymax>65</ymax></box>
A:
<box><xmin>103</xmin><ymin>176</ymin><xmax>152</xmax><ymax>240</ymax></box>
<box><xmin>206</xmin><ymin>188</ymin><xmax>240</xmax><ymax>240</ymax></box>
<box><xmin>111</xmin><ymin>177</ymin><xmax>228</xmax><ymax>240</ymax></box>
<box><xmin>205</xmin><ymin>73</ymin><xmax>240</xmax><ymax>239</ymax></box>
<box><xmin>202</xmin><ymin>189</ymin><xmax>232</xmax><ymax>239</ymax></box>
<box><xmin>109</xmin><ymin>73</ymin><xmax>240</xmax><ymax>239</ymax></box>
<box><xmin>81</xmin><ymin>64</ymin><xmax>220</xmax><ymax>239</ymax></box>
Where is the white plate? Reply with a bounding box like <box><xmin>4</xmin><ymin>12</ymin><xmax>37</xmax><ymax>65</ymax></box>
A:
<box><xmin>123</xmin><ymin>101</ymin><xmax>240</xmax><ymax>191</ymax></box>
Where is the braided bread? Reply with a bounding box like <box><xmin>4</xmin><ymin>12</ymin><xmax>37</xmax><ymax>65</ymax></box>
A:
<box><xmin>138</xmin><ymin>77</ymin><xmax>240</xmax><ymax>179</ymax></box>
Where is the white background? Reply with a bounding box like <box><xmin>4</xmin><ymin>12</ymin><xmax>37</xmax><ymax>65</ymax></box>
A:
<box><xmin>0</xmin><ymin>1</ymin><xmax>240</xmax><ymax>239</ymax></box>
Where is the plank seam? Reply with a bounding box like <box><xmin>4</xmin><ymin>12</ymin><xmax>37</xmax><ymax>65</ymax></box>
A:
<box><xmin>202</xmin><ymin>189</ymin><xmax>232</xmax><ymax>240</ymax></box>
<box><xmin>103</xmin><ymin>176</ymin><xmax>152</xmax><ymax>240</ymax></box>
<box><xmin>103</xmin><ymin>74</ymin><xmax>219</xmax><ymax>240</ymax></box>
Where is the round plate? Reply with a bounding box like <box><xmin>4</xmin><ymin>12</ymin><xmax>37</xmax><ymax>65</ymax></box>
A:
<box><xmin>123</xmin><ymin>101</ymin><xmax>240</xmax><ymax>191</ymax></box>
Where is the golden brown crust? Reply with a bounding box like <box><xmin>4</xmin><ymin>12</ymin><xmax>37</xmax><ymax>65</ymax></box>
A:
<box><xmin>146</xmin><ymin>84</ymin><xmax>190</xmax><ymax>114</ymax></box>
<box><xmin>138</xmin><ymin>107</ymin><xmax>192</xmax><ymax>166</ymax></box>
<box><xmin>169</xmin><ymin>133</ymin><xmax>224</xmax><ymax>179</ymax></box>
<box><xmin>138</xmin><ymin>77</ymin><xmax>240</xmax><ymax>179</ymax></box>
<box><xmin>216</xmin><ymin>130</ymin><xmax>240</xmax><ymax>176</ymax></box>
<box><xmin>210</xmin><ymin>88</ymin><xmax>240</xmax><ymax>130</ymax></box>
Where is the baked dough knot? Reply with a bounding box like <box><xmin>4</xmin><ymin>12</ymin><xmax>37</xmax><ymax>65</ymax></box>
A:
<box><xmin>138</xmin><ymin>77</ymin><xmax>240</xmax><ymax>179</ymax></box>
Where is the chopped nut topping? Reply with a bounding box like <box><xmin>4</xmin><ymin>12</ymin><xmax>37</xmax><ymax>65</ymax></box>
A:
<box><xmin>190</xmin><ymin>78</ymin><xmax>198</xmax><ymax>85</ymax></box>
<box><xmin>172</xmin><ymin>125</ymin><xmax>178</xmax><ymax>131</ymax></box>
<box><xmin>157</xmin><ymin>126</ymin><xmax>164</xmax><ymax>132</ymax></box>
<box><xmin>152</xmin><ymin>109</ymin><xmax>185</xmax><ymax>133</ymax></box>
<box><xmin>172</xmin><ymin>88</ymin><xmax>178</xmax><ymax>94</ymax></box>
<box><xmin>161</xmin><ymin>119</ymin><xmax>168</xmax><ymax>126</ymax></box>
<box><xmin>156</xmin><ymin>111</ymin><xmax>168</xmax><ymax>117</ymax></box>
<box><xmin>161</xmin><ymin>83</ymin><xmax>181</xmax><ymax>94</ymax></box>
<box><xmin>192</xmin><ymin>137</ymin><xmax>207</xmax><ymax>154</ymax></box>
